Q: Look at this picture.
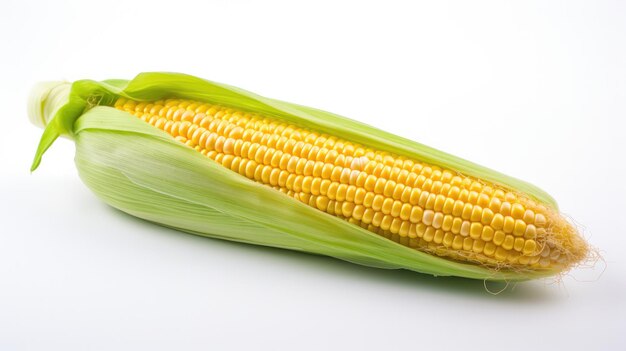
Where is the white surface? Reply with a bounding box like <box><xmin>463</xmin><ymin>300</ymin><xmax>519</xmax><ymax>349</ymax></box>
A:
<box><xmin>1</xmin><ymin>0</ymin><xmax>625</xmax><ymax>350</ymax></box>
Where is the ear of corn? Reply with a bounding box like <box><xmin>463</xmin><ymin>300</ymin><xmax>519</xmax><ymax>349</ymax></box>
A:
<box><xmin>29</xmin><ymin>72</ymin><xmax>589</xmax><ymax>280</ymax></box>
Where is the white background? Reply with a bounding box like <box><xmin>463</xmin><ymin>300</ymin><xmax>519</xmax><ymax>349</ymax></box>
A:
<box><xmin>1</xmin><ymin>0</ymin><xmax>625</xmax><ymax>350</ymax></box>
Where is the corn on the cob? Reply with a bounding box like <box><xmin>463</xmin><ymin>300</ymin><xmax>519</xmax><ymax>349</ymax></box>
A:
<box><xmin>28</xmin><ymin>72</ymin><xmax>590</xmax><ymax>280</ymax></box>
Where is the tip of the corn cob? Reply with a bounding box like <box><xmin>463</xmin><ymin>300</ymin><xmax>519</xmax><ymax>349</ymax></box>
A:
<box><xmin>28</xmin><ymin>81</ymin><xmax>71</xmax><ymax>129</ymax></box>
<box><xmin>540</xmin><ymin>209</ymin><xmax>591</xmax><ymax>273</ymax></box>
<box><xmin>515</xmin><ymin>189</ymin><xmax>592</xmax><ymax>273</ymax></box>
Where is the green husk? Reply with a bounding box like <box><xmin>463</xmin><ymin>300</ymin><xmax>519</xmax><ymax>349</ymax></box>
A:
<box><xmin>29</xmin><ymin>72</ymin><xmax>562</xmax><ymax>280</ymax></box>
